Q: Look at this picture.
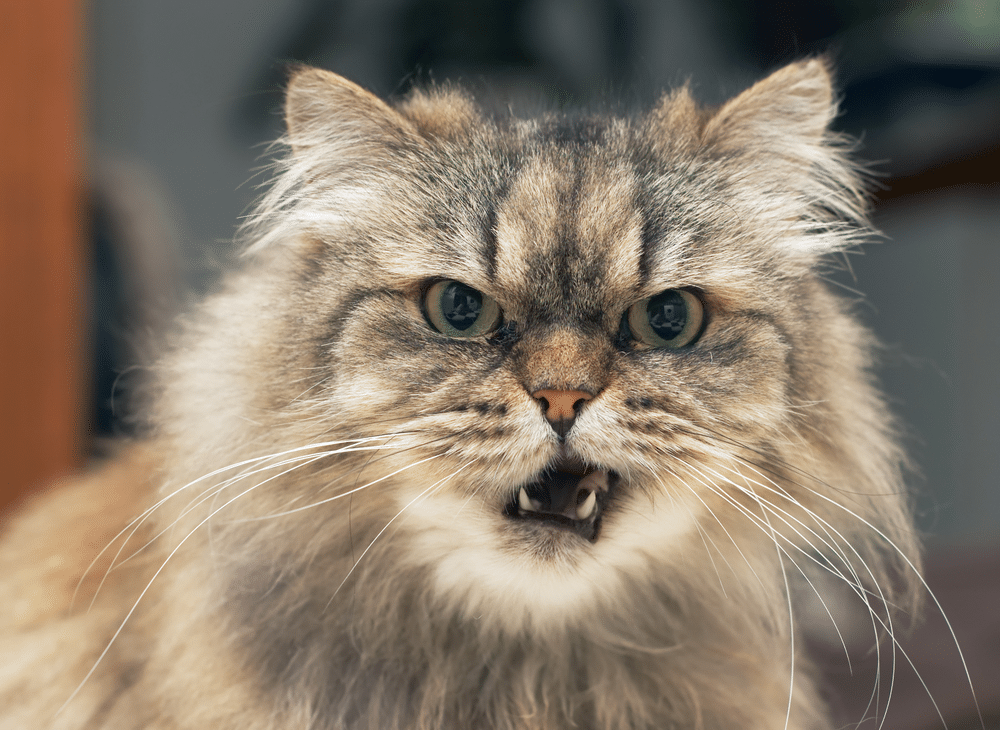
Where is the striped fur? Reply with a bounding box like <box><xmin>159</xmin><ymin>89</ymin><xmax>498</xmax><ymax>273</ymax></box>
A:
<box><xmin>1</xmin><ymin>59</ymin><xmax>920</xmax><ymax>730</ymax></box>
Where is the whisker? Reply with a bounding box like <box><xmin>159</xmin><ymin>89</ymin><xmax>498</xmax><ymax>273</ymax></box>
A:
<box><xmin>668</xmin><ymin>457</ymin><xmax>860</xmax><ymax>730</ymax></box>
<box><xmin>711</xmin><ymin>457</ymin><xmax>904</xmax><ymax>712</ymax></box>
<box><xmin>684</xmin><ymin>461</ymin><xmax>901</xmax><ymax>728</ymax></box>
<box><xmin>672</xmin><ymin>459</ymin><xmax>896</xmax><ymax>728</ymax></box>
<box><xmin>697</xmin><ymin>460</ymin><xmax>893</xmax><ymax>704</ymax></box>
<box><xmin>673</xmin><ymin>424</ymin><xmax>983</xmax><ymax>727</ymax></box>
<box><xmin>680</xmin><ymin>462</ymin><xmax>870</xmax><ymax>653</ymax></box>
<box><xmin>709</xmin><ymin>460</ymin><xmax>886</xmax><ymax>604</ymax></box>
<box><xmin>659</xmin><ymin>465</ymin><xmax>765</xmax><ymax>597</ymax></box>
<box><xmin>751</xmin><ymin>471</ymin><xmax>797</xmax><ymax>730</ymax></box>
<box><xmin>653</xmin><ymin>471</ymin><xmax>732</xmax><ymax>597</ymax></box>
<box><xmin>324</xmin><ymin>461</ymin><xmax>476</xmax><ymax>608</ymax></box>
<box><xmin>59</xmin><ymin>466</ymin><xmax>302</xmax><ymax>716</ymax></box>
<box><xmin>73</xmin><ymin>436</ymin><xmax>407</xmax><ymax>608</ymax></box>
<box><xmin>722</xmin><ymin>457</ymin><xmax>982</xmax><ymax>729</ymax></box>
<box><xmin>723</xmin><ymin>468</ymin><xmax>863</xmax><ymax>674</ymax></box>
<box><xmin>89</xmin><ymin>439</ymin><xmax>414</xmax><ymax>589</ymax></box>
<box><xmin>686</xmin><ymin>459</ymin><xmax>949</xmax><ymax>729</ymax></box>
<box><xmin>63</xmin><ymin>438</ymin><xmax>444</xmax><ymax>713</ymax></box>
<box><xmin>315</xmin><ymin>433</ymin><xmax>458</xmax><ymax>498</ymax></box>
<box><xmin>238</xmin><ymin>452</ymin><xmax>448</xmax><ymax>522</ymax></box>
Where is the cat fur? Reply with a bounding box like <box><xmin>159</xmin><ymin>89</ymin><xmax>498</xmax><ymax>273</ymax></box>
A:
<box><xmin>0</xmin><ymin>58</ymin><xmax>919</xmax><ymax>730</ymax></box>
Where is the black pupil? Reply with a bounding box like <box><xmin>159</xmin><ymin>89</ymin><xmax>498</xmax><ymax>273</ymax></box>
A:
<box><xmin>646</xmin><ymin>290</ymin><xmax>687</xmax><ymax>340</ymax></box>
<box><xmin>440</xmin><ymin>282</ymin><xmax>483</xmax><ymax>331</ymax></box>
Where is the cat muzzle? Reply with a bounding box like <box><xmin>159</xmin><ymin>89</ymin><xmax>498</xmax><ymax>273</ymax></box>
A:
<box><xmin>504</xmin><ymin>456</ymin><xmax>615</xmax><ymax>542</ymax></box>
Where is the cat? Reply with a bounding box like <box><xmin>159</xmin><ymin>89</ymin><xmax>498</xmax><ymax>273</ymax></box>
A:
<box><xmin>1</xmin><ymin>58</ymin><xmax>924</xmax><ymax>729</ymax></box>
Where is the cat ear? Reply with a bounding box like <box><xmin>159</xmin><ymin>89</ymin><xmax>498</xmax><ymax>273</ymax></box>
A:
<box><xmin>702</xmin><ymin>58</ymin><xmax>835</xmax><ymax>150</ymax></box>
<box><xmin>700</xmin><ymin>58</ymin><xmax>870</xmax><ymax>256</ymax></box>
<box><xmin>284</xmin><ymin>66</ymin><xmax>417</xmax><ymax>155</ymax></box>
<box><xmin>243</xmin><ymin>69</ymin><xmax>418</xmax><ymax>252</ymax></box>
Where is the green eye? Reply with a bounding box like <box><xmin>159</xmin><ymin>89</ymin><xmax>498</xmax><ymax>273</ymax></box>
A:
<box><xmin>626</xmin><ymin>289</ymin><xmax>704</xmax><ymax>348</ymax></box>
<box><xmin>425</xmin><ymin>280</ymin><xmax>502</xmax><ymax>338</ymax></box>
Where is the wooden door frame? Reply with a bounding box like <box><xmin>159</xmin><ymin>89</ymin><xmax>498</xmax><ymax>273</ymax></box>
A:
<box><xmin>0</xmin><ymin>1</ymin><xmax>85</xmax><ymax>513</ymax></box>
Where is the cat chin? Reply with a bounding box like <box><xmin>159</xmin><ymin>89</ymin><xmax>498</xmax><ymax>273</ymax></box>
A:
<box><xmin>401</xmin><ymin>488</ymin><xmax>698</xmax><ymax>634</ymax></box>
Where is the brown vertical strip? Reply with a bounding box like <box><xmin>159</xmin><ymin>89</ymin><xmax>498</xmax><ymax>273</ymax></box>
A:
<box><xmin>0</xmin><ymin>1</ymin><xmax>85</xmax><ymax>513</ymax></box>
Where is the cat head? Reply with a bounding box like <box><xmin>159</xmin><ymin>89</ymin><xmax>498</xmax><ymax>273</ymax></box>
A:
<box><xmin>160</xmin><ymin>59</ymin><xmax>916</xmax><ymax>638</ymax></box>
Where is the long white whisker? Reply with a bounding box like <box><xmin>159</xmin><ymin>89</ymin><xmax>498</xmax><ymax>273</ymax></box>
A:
<box><xmin>674</xmin><ymin>460</ymin><xmax>843</xmax><ymax>730</ymax></box>
<box><xmin>86</xmin><ymin>450</ymin><xmax>334</xmax><ymax>609</ymax></box>
<box><xmin>712</xmin><ymin>459</ymin><xmax>899</xmax><ymax>710</ymax></box>
<box><xmin>238</xmin><ymin>452</ymin><xmax>448</xmax><ymax>522</ymax></box>
<box><xmin>87</xmin><ymin>439</ymin><xmax>414</xmax><ymax>605</ymax></box>
<box><xmin>325</xmin><ymin>461</ymin><xmax>475</xmax><ymax>607</ymax></box>
<box><xmin>659</xmin><ymin>465</ymin><xmax>764</xmax><ymax>596</ymax></box>
<box><xmin>693</xmin><ymin>459</ymin><xmax>950</xmax><ymax>729</ymax></box>
<box><xmin>750</xmin><ymin>472</ymin><xmax>796</xmax><ymax>730</ymax></box>
<box><xmin>59</xmin><ymin>470</ymin><xmax>300</xmax><ymax>715</ymax></box>
<box><xmin>664</xmin><ymin>473</ymin><xmax>728</xmax><ymax>592</ymax></box>
<box><xmin>61</xmin><ymin>439</ymin><xmax>431</xmax><ymax>716</ymax></box>
<box><xmin>708</xmin><ymin>463</ymin><xmax>882</xmax><ymax>622</ymax></box>
<box><xmin>680</xmin><ymin>462</ymin><xmax>865</xmax><ymax>673</ymax></box>
<box><xmin>687</xmin><ymin>460</ymin><xmax>919</xmax><ymax>730</ymax></box>
<box><xmin>681</xmin><ymin>463</ymin><xmax>882</xmax><ymax>725</ymax></box>
<box><xmin>700</xmin><ymin>460</ymin><xmax>891</xmax><ymax>704</ymax></box>
<box><xmin>712</xmin><ymin>458</ymin><xmax>924</xmax><ymax>728</ymax></box>
<box><xmin>72</xmin><ymin>436</ymin><xmax>408</xmax><ymax>607</ymax></box>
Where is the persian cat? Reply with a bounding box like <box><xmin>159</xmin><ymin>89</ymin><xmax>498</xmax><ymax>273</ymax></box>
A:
<box><xmin>1</xmin><ymin>59</ymin><xmax>924</xmax><ymax>729</ymax></box>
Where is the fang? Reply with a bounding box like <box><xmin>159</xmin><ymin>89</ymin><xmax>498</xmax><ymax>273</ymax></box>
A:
<box><xmin>518</xmin><ymin>487</ymin><xmax>538</xmax><ymax>513</ymax></box>
<box><xmin>576</xmin><ymin>490</ymin><xmax>597</xmax><ymax>520</ymax></box>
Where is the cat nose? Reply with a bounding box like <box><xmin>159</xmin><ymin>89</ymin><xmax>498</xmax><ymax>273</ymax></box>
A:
<box><xmin>532</xmin><ymin>389</ymin><xmax>593</xmax><ymax>438</ymax></box>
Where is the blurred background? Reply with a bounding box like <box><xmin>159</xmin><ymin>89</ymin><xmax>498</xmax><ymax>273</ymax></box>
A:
<box><xmin>2</xmin><ymin>0</ymin><xmax>998</xmax><ymax>727</ymax></box>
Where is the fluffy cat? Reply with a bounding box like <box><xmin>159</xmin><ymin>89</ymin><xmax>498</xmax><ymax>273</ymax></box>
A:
<box><xmin>1</xmin><ymin>58</ymin><xmax>923</xmax><ymax>729</ymax></box>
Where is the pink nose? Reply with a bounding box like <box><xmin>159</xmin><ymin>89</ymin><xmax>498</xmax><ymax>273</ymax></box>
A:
<box><xmin>532</xmin><ymin>389</ymin><xmax>592</xmax><ymax>437</ymax></box>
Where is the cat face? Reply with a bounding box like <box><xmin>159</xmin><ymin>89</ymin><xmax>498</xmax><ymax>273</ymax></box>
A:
<box><xmin>310</xmin><ymin>134</ymin><xmax>797</xmax><ymax>621</ymax></box>
<box><xmin>165</xmin><ymin>61</ymin><xmax>914</xmax><ymax>640</ymax></box>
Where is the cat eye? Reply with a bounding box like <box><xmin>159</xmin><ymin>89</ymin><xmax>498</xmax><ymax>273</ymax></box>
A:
<box><xmin>424</xmin><ymin>280</ymin><xmax>502</xmax><ymax>338</ymax></box>
<box><xmin>625</xmin><ymin>289</ymin><xmax>704</xmax><ymax>349</ymax></box>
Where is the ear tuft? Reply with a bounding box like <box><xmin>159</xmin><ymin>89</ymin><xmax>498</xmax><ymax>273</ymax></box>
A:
<box><xmin>646</xmin><ymin>84</ymin><xmax>707</xmax><ymax>150</ymax></box>
<box><xmin>397</xmin><ymin>86</ymin><xmax>481</xmax><ymax>139</ymax></box>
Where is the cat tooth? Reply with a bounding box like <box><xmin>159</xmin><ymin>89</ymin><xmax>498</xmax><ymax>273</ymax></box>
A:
<box><xmin>578</xmin><ymin>470</ymin><xmax>609</xmax><ymax>493</ymax></box>
<box><xmin>518</xmin><ymin>487</ymin><xmax>534</xmax><ymax>513</ymax></box>
<box><xmin>576</xmin><ymin>490</ymin><xmax>597</xmax><ymax>520</ymax></box>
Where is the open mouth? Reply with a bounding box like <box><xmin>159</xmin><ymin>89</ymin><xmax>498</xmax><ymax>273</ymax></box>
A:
<box><xmin>503</xmin><ymin>454</ymin><xmax>617</xmax><ymax>542</ymax></box>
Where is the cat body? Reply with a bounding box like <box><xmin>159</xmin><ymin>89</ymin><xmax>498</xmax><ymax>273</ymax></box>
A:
<box><xmin>1</xmin><ymin>59</ymin><xmax>918</xmax><ymax>729</ymax></box>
